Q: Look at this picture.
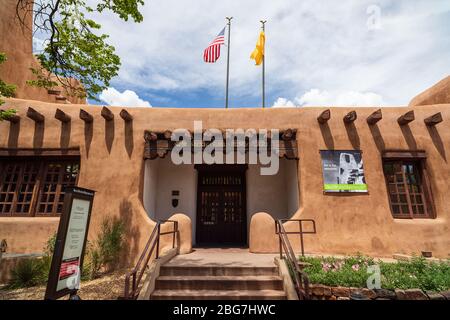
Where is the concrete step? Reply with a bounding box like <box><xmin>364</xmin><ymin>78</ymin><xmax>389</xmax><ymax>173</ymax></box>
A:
<box><xmin>160</xmin><ymin>265</ymin><xmax>278</xmax><ymax>276</ymax></box>
<box><xmin>151</xmin><ymin>289</ymin><xmax>286</xmax><ymax>300</ymax></box>
<box><xmin>155</xmin><ymin>275</ymin><xmax>284</xmax><ymax>291</ymax></box>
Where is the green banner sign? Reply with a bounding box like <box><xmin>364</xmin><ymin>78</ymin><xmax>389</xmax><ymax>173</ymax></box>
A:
<box><xmin>324</xmin><ymin>184</ymin><xmax>368</xmax><ymax>191</ymax></box>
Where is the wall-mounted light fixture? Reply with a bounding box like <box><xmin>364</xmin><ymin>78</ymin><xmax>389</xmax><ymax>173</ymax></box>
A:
<box><xmin>172</xmin><ymin>190</ymin><xmax>179</xmax><ymax>208</ymax></box>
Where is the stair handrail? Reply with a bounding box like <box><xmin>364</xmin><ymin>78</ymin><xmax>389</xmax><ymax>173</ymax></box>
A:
<box><xmin>123</xmin><ymin>219</ymin><xmax>178</xmax><ymax>299</ymax></box>
<box><xmin>275</xmin><ymin>219</ymin><xmax>316</xmax><ymax>300</ymax></box>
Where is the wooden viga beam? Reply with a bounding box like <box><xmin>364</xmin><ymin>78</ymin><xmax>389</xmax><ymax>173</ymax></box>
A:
<box><xmin>281</xmin><ymin>128</ymin><xmax>296</xmax><ymax>141</ymax></box>
<box><xmin>54</xmin><ymin>108</ymin><xmax>71</xmax><ymax>123</ymax></box>
<box><xmin>367</xmin><ymin>109</ymin><xmax>382</xmax><ymax>125</ymax></box>
<box><xmin>144</xmin><ymin>130</ymin><xmax>158</xmax><ymax>141</ymax></box>
<box><xmin>0</xmin><ymin>110</ymin><xmax>20</xmax><ymax>123</ymax></box>
<box><xmin>119</xmin><ymin>109</ymin><xmax>133</xmax><ymax>122</ymax></box>
<box><xmin>317</xmin><ymin>109</ymin><xmax>330</xmax><ymax>124</ymax></box>
<box><xmin>343</xmin><ymin>111</ymin><xmax>357</xmax><ymax>124</ymax></box>
<box><xmin>101</xmin><ymin>106</ymin><xmax>114</xmax><ymax>121</ymax></box>
<box><xmin>163</xmin><ymin>130</ymin><xmax>172</xmax><ymax>140</ymax></box>
<box><xmin>397</xmin><ymin>110</ymin><xmax>415</xmax><ymax>125</ymax></box>
<box><xmin>79</xmin><ymin>109</ymin><xmax>93</xmax><ymax>123</ymax></box>
<box><xmin>424</xmin><ymin>112</ymin><xmax>443</xmax><ymax>126</ymax></box>
<box><xmin>26</xmin><ymin>107</ymin><xmax>44</xmax><ymax>123</ymax></box>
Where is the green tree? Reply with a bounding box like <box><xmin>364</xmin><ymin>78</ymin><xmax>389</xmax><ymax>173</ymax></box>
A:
<box><xmin>15</xmin><ymin>0</ymin><xmax>144</xmax><ymax>101</ymax></box>
<box><xmin>0</xmin><ymin>52</ymin><xmax>17</xmax><ymax>120</ymax></box>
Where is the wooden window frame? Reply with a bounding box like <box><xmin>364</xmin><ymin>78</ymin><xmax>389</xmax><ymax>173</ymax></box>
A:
<box><xmin>382</xmin><ymin>151</ymin><xmax>435</xmax><ymax>219</ymax></box>
<box><xmin>0</xmin><ymin>155</ymin><xmax>80</xmax><ymax>217</ymax></box>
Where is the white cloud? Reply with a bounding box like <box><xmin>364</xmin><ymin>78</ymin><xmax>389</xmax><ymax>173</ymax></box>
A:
<box><xmin>296</xmin><ymin>89</ymin><xmax>384</xmax><ymax>107</ymax></box>
<box><xmin>99</xmin><ymin>87</ymin><xmax>152</xmax><ymax>107</ymax></box>
<box><xmin>272</xmin><ymin>97</ymin><xmax>296</xmax><ymax>108</ymax></box>
<box><xmin>80</xmin><ymin>0</ymin><xmax>450</xmax><ymax>106</ymax></box>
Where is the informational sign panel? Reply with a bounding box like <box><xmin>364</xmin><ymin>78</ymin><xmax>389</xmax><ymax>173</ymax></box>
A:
<box><xmin>45</xmin><ymin>187</ymin><xmax>95</xmax><ymax>300</ymax></box>
<box><xmin>320</xmin><ymin>150</ymin><xmax>367</xmax><ymax>193</ymax></box>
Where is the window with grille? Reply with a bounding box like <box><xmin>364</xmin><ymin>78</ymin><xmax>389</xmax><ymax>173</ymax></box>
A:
<box><xmin>382</xmin><ymin>158</ymin><xmax>434</xmax><ymax>219</ymax></box>
<box><xmin>0</xmin><ymin>158</ymin><xmax>79</xmax><ymax>216</ymax></box>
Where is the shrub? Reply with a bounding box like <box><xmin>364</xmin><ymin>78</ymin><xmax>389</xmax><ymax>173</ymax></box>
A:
<box><xmin>83</xmin><ymin>217</ymin><xmax>125</xmax><ymax>279</ymax></box>
<box><xmin>8</xmin><ymin>259</ymin><xmax>44</xmax><ymax>289</ymax></box>
<box><xmin>96</xmin><ymin>217</ymin><xmax>125</xmax><ymax>272</ymax></box>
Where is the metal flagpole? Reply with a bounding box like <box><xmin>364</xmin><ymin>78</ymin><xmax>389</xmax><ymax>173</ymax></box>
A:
<box><xmin>260</xmin><ymin>20</ymin><xmax>266</xmax><ymax>108</ymax></box>
<box><xmin>225</xmin><ymin>17</ymin><xmax>233</xmax><ymax>109</ymax></box>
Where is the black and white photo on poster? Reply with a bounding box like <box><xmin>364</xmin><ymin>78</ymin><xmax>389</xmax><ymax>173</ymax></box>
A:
<box><xmin>320</xmin><ymin>150</ymin><xmax>367</xmax><ymax>193</ymax></box>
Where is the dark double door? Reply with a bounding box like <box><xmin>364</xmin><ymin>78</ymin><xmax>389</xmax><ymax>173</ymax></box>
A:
<box><xmin>196</xmin><ymin>165</ymin><xmax>247</xmax><ymax>246</ymax></box>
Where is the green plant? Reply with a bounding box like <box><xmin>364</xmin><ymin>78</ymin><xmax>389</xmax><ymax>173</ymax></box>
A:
<box><xmin>8</xmin><ymin>259</ymin><xmax>44</xmax><ymax>288</ymax></box>
<box><xmin>96</xmin><ymin>217</ymin><xmax>125</xmax><ymax>272</ymax></box>
<box><xmin>0</xmin><ymin>52</ymin><xmax>17</xmax><ymax>109</ymax></box>
<box><xmin>299</xmin><ymin>255</ymin><xmax>450</xmax><ymax>291</ymax></box>
<box><xmin>82</xmin><ymin>217</ymin><xmax>125</xmax><ymax>280</ymax></box>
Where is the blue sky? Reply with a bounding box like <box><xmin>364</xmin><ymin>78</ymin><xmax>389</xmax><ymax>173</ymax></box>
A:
<box><xmin>35</xmin><ymin>0</ymin><xmax>450</xmax><ymax>108</ymax></box>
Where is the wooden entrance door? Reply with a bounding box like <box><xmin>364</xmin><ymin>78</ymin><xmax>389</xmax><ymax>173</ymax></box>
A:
<box><xmin>196</xmin><ymin>165</ymin><xmax>247</xmax><ymax>245</ymax></box>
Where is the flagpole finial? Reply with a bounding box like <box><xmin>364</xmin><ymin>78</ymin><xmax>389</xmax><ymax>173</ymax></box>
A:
<box><xmin>226</xmin><ymin>17</ymin><xmax>233</xmax><ymax>24</ymax></box>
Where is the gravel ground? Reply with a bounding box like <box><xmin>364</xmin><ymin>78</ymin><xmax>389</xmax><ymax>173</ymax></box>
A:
<box><xmin>0</xmin><ymin>270</ymin><xmax>128</xmax><ymax>300</ymax></box>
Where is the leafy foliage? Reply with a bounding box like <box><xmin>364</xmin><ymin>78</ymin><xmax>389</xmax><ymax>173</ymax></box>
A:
<box><xmin>8</xmin><ymin>259</ymin><xmax>43</xmax><ymax>288</ymax></box>
<box><xmin>0</xmin><ymin>53</ymin><xmax>17</xmax><ymax>114</ymax></box>
<box><xmin>18</xmin><ymin>0</ymin><xmax>144</xmax><ymax>100</ymax></box>
<box><xmin>299</xmin><ymin>255</ymin><xmax>450</xmax><ymax>292</ymax></box>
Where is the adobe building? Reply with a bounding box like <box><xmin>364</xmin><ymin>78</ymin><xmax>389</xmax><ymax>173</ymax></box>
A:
<box><xmin>0</xmin><ymin>0</ymin><xmax>449</xmax><ymax>267</ymax></box>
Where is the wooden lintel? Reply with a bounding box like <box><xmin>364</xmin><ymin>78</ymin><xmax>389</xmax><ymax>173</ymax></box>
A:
<box><xmin>79</xmin><ymin>109</ymin><xmax>93</xmax><ymax>123</ymax></box>
<box><xmin>26</xmin><ymin>107</ymin><xmax>44</xmax><ymax>123</ymax></box>
<box><xmin>424</xmin><ymin>112</ymin><xmax>443</xmax><ymax>126</ymax></box>
<box><xmin>343</xmin><ymin>110</ymin><xmax>357</xmax><ymax>124</ymax></box>
<box><xmin>101</xmin><ymin>106</ymin><xmax>114</xmax><ymax>121</ymax></box>
<box><xmin>317</xmin><ymin>109</ymin><xmax>330</xmax><ymax>124</ymax></box>
<box><xmin>119</xmin><ymin>109</ymin><xmax>133</xmax><ymax>122</ymax></box>
<box><xmin>144</xmin><ymin>131</ymin><xmax>158</xmax><ymax>142</ymax></box>
<box><xmin>281</xmin><ymin>128</ymin><xmax>295</xmax><ymax>141</ymax></box>
<box><xmin>397</xmin><ymin>110</ymin><xmax>415</xmax><ymax>125</ymax></box>
<box><xmin>366</xmin><ymin>109</ymin><xmax>382</xmax><ymax>125</ymax></box>
<box><xmin>0</xmin><ymin>110</ymin><xmax>20</xmax><ymax>123</ymax></box>
<box><xmin>163</xmin><ymin>130</ymin><xmax>172</xmax><ymax>140</ymax></box>
<box><xmin>54</xmin><ymin>108</ymin><xmax>71</xmax><ymax>123</ymax></box>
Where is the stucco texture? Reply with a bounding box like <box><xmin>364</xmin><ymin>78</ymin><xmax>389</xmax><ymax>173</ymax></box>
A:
<box><xmin>0</xmin><ymin>98</ymin><xmax>449</xmax><ymax>262</ymax></box>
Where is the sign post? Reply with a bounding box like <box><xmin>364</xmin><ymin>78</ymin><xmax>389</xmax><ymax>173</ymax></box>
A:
<box><xmin>45</xmin><ymin>187</ymin><xmax>95</xmax><ymax>300</ymax></box>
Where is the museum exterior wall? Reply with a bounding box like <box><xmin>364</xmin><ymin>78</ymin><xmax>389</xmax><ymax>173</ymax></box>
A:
<box><xmin>0</xmin><ymin>98</ymin><xmax>449</xmax><ymax>262</ymax></box>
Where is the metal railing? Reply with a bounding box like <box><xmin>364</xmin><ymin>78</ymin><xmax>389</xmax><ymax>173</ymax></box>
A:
<box><xmin>123</xmin><ymin>220</ymin><xmax>178</xmax><ymax>300</ymax></box>
<box><xmin>275</xmin><ymin>219</ymin><xmax>316</xmax><ymax>300</ymax></box>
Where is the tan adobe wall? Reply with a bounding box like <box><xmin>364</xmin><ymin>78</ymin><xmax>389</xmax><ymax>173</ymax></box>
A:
<box><xmin>0</xmin><ymin>98</ymin><xmax>449</xmax><ymax>264</ymax></box>
<box><xmin>409</xmin><ymin>75</ymin><xmax>450</xmax><ymax>107</ymax></box>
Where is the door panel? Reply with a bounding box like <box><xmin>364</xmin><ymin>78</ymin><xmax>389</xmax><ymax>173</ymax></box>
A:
<box><xmin>196</xmin><ymin>165</ymin><xmax>247</xmax><ymax>245</ymax></box>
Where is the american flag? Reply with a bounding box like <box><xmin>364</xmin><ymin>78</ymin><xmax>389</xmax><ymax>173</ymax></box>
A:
<box><xmin>203</xmin><ymin>27</ymin><xmax>226</xmax><ymax>63</ymax></box>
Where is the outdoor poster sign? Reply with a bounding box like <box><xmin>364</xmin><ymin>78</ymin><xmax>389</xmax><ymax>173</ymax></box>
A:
<box><xmin>320</xmin><ymin>150</ymin><xmax>367</xmax><ymax>193</ymax></box>
<box><xmin>45</xmin><ymin>187</ymin><xmax>95</xmax><ymax>300</ymax></box>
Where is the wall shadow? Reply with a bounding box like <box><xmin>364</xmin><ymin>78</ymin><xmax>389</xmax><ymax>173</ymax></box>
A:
<box><xmin>368</xmin><ymin>124</ymin><xmax>386</xmax><ymax>153</ymax></box>
<box><xmin>400</xmin><ymin>125</ymin><xmax>417</xmax><ymax>150</ymax></box>
<box><xmin>124</xmin><ymin>121</ymin><xmax>134</xmax><ymax>158</ymax></box>
<box><xmin>427</xmin><ymin>126</ymin><xmax>446</xmax><ymax>161</ymax></box>
<box><xmin>119</xmin><ymin>199</ymin><xmax>141</xmax><ymax>267</ymax></box>
<box><xmin>7</xmin><ymin>120</ymin><xmax>20</xmax><ymax>148</ymax></box>
<box><xmin>59</xmin><ymin>121</ymin><xmax>71</xmax><ymax>149</ymax></box>
<box><xmin>344</xmin><ymin>122</ymin><xmax>360</xmax><ymax>149</ymax></box>
<box><xmin>105</xmin><ymin>120</ymin><xmax>115</xmax><ymax>154</ymax></box>
<box><xmin>33</xmin><ymin>121</ymin><xmax>44</xmax><ymax>148</ymax></box>
<box><xmin>319</xmin><ymin>123</ymin><xmax>334</xmax><ymax>149</ymax></box>
<box><xmin>84</xmin><ymin>122</ymin><xmax>93</xmax><ymax>158</ymax></box>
